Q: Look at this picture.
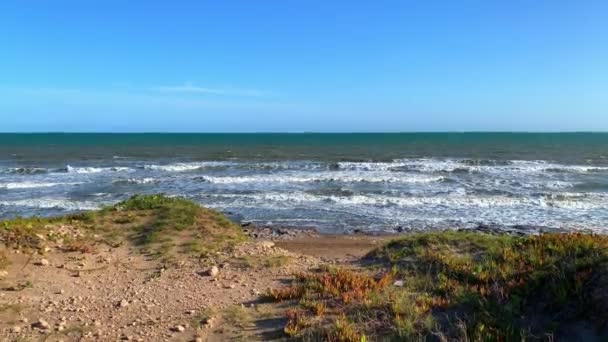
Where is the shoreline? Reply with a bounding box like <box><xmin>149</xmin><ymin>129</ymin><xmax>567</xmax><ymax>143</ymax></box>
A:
<box><xmin>239</xmin><ymin>220</ymin><xmax>586</xmax><ymax>241</ymax></box>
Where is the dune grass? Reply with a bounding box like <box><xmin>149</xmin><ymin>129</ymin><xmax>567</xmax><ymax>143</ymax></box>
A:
<box><xmin>0</xmin><ymin>250</ymin><xmax>9</xmax><ymax>270</ymax></box>
<box><xmin>268</xmin><ymin>231</ymin><xmax>608</xmax><ymax>341</ymax></box>
<box><xmin>0</xmin><ymin>194</ymin><xmax>245</xmax><ymax>258</ymax></box>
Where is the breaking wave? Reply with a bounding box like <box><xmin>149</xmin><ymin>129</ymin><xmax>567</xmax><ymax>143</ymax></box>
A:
<box><xmin>197</xmin><ymin>173</ymin><xmax>445</xmax><ymax>184</ymax></box>
<box><xmin>0</xmin><ymin>181</ymin><xmax>83</xmax><ymax>189</ymax></box>
<box><xmin>0</xmin><ymin>198</ymin><xmax>100</xmax><ymax>211</ymax></box>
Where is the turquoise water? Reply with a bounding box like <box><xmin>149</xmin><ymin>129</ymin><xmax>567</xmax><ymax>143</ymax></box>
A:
<box><xmin>1</xmin><ymin>133</ymin><xmax>608</xmax><ymax>163</ymax></box>
<box><xmin>1</xmin><ymin>133</ymin><xmax>608</xmax><ymax>233</ymax></box>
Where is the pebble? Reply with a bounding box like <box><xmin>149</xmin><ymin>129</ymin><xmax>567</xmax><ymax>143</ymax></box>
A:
<box><xmin>37</xmin><ymin>259</ymin><xmax>51</xmax><ymax>266</ymax></box>
<box><xmin>11</xmin><ymin>326</ymin><xmax>21</xmax><ymax>333</ymax></box>
<box><xmin>206</xmin><ymin>266</ymin><xmax>219</xmax><ymax>277</ymax></box>
<box><xmin>32</xmin><ymin>318</ymin><xmax>50</xmax><ymax>329</ymax></box>
<box><xmin>173</xmin><ymin>325</ymin><xmax>185</xmax><ymax>332</ymax></box>
<box><xmin>119</xmin><ymin>299</ymin><xmax>129</xmax><ymax>308</ymax></box>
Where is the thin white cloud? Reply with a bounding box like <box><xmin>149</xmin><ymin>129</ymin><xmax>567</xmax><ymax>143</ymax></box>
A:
<box><xmin>0</xmin><ymin>85</ymin><xmax>292</xmax><ymax>112</ymax></box>
<box><xmin>155</xmin><ymin>83</ymin><xmax>270</xmax><ymax>97</ymax></box>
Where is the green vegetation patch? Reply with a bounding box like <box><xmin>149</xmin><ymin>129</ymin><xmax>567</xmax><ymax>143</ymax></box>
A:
<box><xmin>268</xmin><ymin>231</ymin><xmax>608</xmax><ymax>341</ymax></box>
<box><xmin>0</xmin><ymin>194</ymin><xmax>246</xmax><ymax>258</ymax></box>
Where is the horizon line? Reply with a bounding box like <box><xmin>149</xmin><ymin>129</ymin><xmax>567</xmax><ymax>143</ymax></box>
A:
<box><xmin>1</xmin><ymin>131</ymin><xmax>608</xmax><ymax>134</ymax></box>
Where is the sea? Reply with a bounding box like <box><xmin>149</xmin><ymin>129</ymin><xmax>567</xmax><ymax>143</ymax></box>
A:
<box><xmin>1</xmin><ymin>133</ymin><xmax>607</xmax><ymax>234</ymax></box>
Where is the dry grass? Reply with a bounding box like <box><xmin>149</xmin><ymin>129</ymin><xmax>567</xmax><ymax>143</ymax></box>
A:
<box><xmin>223</xmin><ymin>305</ymin><xmax>253</xmax><ymax>329</ymax></box>
<box><xmin>267</xmin><ymin>267</ymin><xmax>392</xmax><ymax>341</ymax></box>
<box><xmin>192</xmin><ymin>307</ymin><xmax>216</xmax><ymax>328</ymax></box>
<box><xmin>0</xmin><ymin>250</ymin><xmax>10</xmax><ymax>270</ymax></box>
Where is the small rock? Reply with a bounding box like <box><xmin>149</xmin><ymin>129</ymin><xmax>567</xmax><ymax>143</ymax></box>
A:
<box><xmin>11</xmin><ymin>326</ymin><xmax>21</xmax><ymax>333</ymax></box>
<box><xmin>119</xmin><ymin>299</ymin><xmax>129</xmax><ymax>308</ymax></box>
<box><xmin>393</xmin><ymin>280</ymin><xmax>405</xmax><ymax>287</ymax></box>
<box><xmin>172</xmin><ymin>325</ymin><xmax>185</xmax><ymax>332</ymax></box>
<box><xmin>202</xmin><ymin>316</ymin><xmax>216</xmax><ymax>328</ymax></box>
<box><xmin>205</xmin><ymin>266</ymin><xmax>219</xmax><ymax>277</ymax></box>
<box><xmin>36</xmin><ymin>259</ymin><xmax>50</xmax><ymax>266</ymax></box>
<box><xmin>32</xmin><ymin>318</ymin><xmax>50</xmax><ymax>329</ymax></box>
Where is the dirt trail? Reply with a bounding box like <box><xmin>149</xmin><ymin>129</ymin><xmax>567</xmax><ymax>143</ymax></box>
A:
<box><xmin>0</xmin><ymin>242</ymin><xmax>299</xmax><ymax>341</ymax></box>
<box><xmin>1</xmin><ymin>233</ymin><xmax>386</xmax><ymax>342</ymax></box>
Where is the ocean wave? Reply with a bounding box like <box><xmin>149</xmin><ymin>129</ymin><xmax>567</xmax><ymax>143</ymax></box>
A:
<box><xmin>197</xmin><ymin>172</ymin><xmax>445</xmax><ymax>184</ymax></box>
<box><xmin>239</xmin><ymin>160</ymin><xmax>338</xmax><ymax>171</ymax></box>
<box><xmin>0</xmin><ymin>181</ymin><xmax>83</xmax><ymax>189</ymax></box>
<box><xmin>8</xmin><ymin>158</ymin><xmax>606</xmax><ymax>176</ymax></box>
<box><xmin>338</xmin><ymin>159</ymin><xmax>608</xmax><ymax>174</ymax></box>
<box><xmin>65</xmin><ymin>165</ymin><xmax>134</xmax><ymax>174</ymax></box>
<box><xmin>2</xmin><ymin>167</ymin><xmax>49</xmax><ymax>175</ymax></box>
<box><xmin>112</xmin><ymin>178</ymin><xmax>159</xmax><ymax>185</ymax></box>
<box><xmin>142</xmin><ymin>161</ymin><xmax>236</xmax><ymax>172</ymax></box>
<box><xmin>0</xmin><ymin>198</ymin><xmax>100</xmax><ymax>210</ymax></box>
<box><xmin>210</xmin><ymin>191</ymin><xmax>608</xmax><ymax>210</ymax></box>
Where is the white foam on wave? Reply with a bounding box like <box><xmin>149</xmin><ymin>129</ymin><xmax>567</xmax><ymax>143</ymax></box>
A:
<box><xmin>0</xmin><ymin>182</ymin><xmax>83</xmax><ymax>189</ymax></box>
<box><xmin>143</xmin><ymin>161</ymin><xmax>235</xmax><ymax>172</ymax></box>
<box><xmin>239</xmin><ymin>161</ymin><xmax>328</xmax><ymax>171</ymax></box>
<box><xmin>113</xmin><ymin>178</ymin><xmax>159</xmax><ymax>185</ymax></box>
<box><xmin>3</xmin><ymin>167</ymin><xmax>49</xmax><ymax>174</ymax></box>
<box><xmin>338</xmin><ymin>159</ymin><xmax>608</xmax><ymax>174</ymax></box>
<box><xmin>66</xmin><ymin>165</ymin><xmax>133</xmax><ymax>174</ymax></box>
<box><xmin>209</xmin><ymin>191</ymin><xmax>608</xmax><ymax>211</ymax></box>
<box><xmin>510</xmin><ymin>160</ymin><xmax>608</xmax><ymax>173</ymax></box>
<box><xmin>199</xmin><ymin>172</ymin><xmax>444</xmax><ymax>184</ymax></box>
<box><xmin>0</xmin><ymin>198</ymin><xmax>100</xmax><ymax>210</ymax></box>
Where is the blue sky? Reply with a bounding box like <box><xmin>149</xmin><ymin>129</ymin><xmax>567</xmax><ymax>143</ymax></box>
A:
<box><xmin>1</xmin><ymin>1</ymin><xmax>607</xmax><ymax>132</ymax></box>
